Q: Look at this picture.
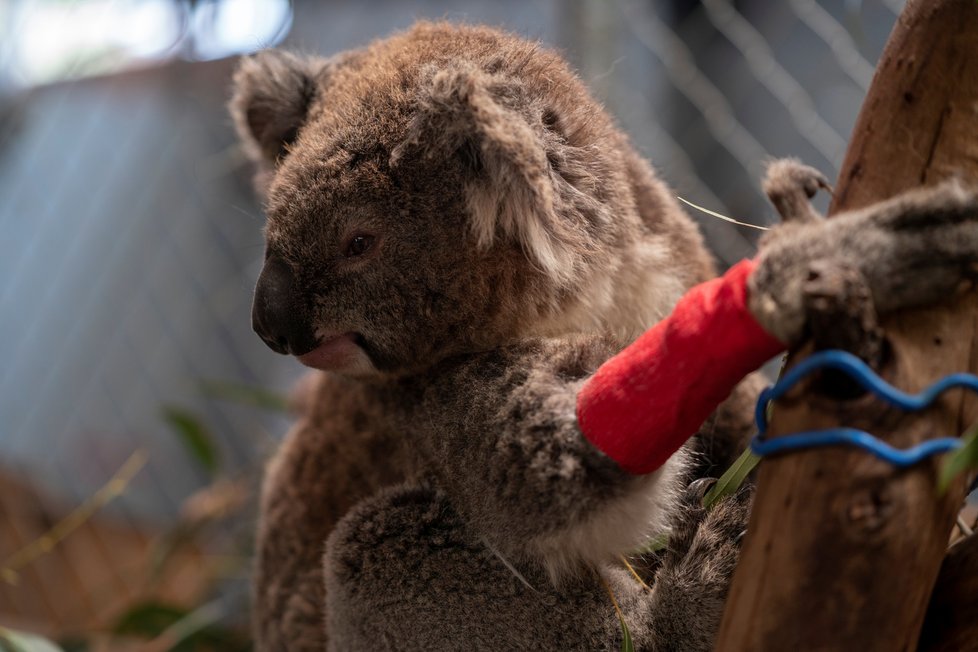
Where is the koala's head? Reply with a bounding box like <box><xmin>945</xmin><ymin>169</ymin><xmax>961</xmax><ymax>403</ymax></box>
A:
<box><xmin>231</xmin><ymin>23</ymin><xmax>707</xmax><ymax>376</ymax></box>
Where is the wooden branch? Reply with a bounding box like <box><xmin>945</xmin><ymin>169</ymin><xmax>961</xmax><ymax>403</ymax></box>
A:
<box><xmin>715</xmin><ymin>1</ymin><xmax>978</xmax><ymax>650</ymax></box>
<box><xmin>918</xmin><ymin>534</ymin><xmax>978</xmax><ymax>652</ymax></box>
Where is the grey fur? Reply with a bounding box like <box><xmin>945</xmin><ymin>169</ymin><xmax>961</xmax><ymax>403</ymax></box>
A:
<box><xmin>324</xmin><ymin>480</ymin><xmax>752</xmax><ymax>652</ymax></box>
<box><xmin>230</xmin><ymin>50</ymin><xmax>331</xmax><ymax>166</ymax></box>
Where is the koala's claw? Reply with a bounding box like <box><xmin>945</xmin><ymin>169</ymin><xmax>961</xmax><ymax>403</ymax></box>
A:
<box><xmin>763</xmin><ymin>158</ymin><xmax>831</xmax><ymax>224</ymax></box>
<box><xmin>686</xmin><ymin>477</ymin><xmax>718</xmax><ymax>504</ymax></box>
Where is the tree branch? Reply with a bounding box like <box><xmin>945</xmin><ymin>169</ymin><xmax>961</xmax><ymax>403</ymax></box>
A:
<box><xmin>715</xmin><ymin>1</ymin><xmax>978</xmax><ymax>649</ymax></box>
<box><xmin>918</xmin><ymin>533</ymin><xmax>978</xmax><ymax>652</ymax></box>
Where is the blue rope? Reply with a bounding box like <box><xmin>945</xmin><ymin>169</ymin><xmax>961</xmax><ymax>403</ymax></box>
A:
<box><xmin>750</xmin><ymin>350</ymin><xmax>978</xmax><ymax>467</ymax></box>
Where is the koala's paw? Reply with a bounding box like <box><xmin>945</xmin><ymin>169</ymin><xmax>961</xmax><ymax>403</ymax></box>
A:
<box><xmin>665</xmin><ymin>480</ymin><xmax>751</xmax><ymax>574</ymax></box>
<box><xmin>763</xmin><ymin>158</ymin><xmax>831</xmax><ymax>223</ymax></box>
<box><xmin>648</xmin><ymin>481</ymin><xmax>751</xmax><ymax>649</ymax></box>
<box><xmin>750</xmin><ymin>179</ymin><xmax>978</xmax><ymax>346</ymax></box>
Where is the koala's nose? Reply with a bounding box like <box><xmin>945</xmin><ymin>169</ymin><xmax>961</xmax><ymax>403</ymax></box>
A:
<box><xmin>252</xmin><ymin>254</ymin><xmax>319</xmax><ymax>356</ymax></box>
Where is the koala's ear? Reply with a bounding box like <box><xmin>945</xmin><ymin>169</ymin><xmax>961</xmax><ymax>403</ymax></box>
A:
<box><xmin>392</xmin><ymin>64</ymin><xmax>581</xmax><ymax>282</ymax></box>
<box><xmin>230</xmin><ymin>50</ymin><xmax>325</xmax><ymax>165</ymax></box>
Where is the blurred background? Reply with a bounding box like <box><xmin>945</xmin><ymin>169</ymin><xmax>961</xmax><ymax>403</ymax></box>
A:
<box><xmin>0</xmin><ymin>0</ymin><xmax>916</xmax><ymax>648</ymax></box>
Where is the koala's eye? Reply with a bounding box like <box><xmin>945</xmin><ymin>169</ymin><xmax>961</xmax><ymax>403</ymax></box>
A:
<box><xmin>344</xmin><ymin>234</ymin><xmax>375</xmax><ymax>258</ymax></box>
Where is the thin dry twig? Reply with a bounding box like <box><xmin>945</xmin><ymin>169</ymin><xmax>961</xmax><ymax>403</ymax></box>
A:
<box><xmin>956</xmin><ymin>514</ymin><xmax>974</xmax><ymax>538</ymax></box>
<box><xmin>0</xmin><ymin>449</ymin><xmax>148</xmax><ymax>585</ymax></box>
<box><xmin>619</xmin><ymin>555</ymin><xmax>651</xmax><ymax>591</ymax></box>
<box><xmin>676</xmin><ymin>195</ymin><xmax>770</xmax><ymax>231</ymax></box>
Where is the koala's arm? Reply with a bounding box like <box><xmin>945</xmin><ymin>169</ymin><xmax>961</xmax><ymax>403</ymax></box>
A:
<box><xmin>577</xmin><ymin>259</ymin><xmax>783</xmax><ymax>474</ymax></box>
<box><xmin>414</xmin><ymin>336</ymin><xmax>690</xmax><ymax>579</ymax></box>
<box><xmin>412</xmin><ymin>261</ymin><xmax>781</xmax><ymax>578</ymax></box>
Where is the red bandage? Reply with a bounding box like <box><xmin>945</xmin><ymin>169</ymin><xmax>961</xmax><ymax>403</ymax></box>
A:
<box><xmin>576</xmin><ymin>259</ymin><xmax>785</xmax><ymax>474</ymax></box>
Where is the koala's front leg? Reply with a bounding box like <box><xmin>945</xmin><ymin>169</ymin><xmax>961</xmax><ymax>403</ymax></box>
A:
<box><xmin>750</xmin><ymin>179</ymin><xmax>978</xmax><ymax>344</ymax></box>
<box><xmin>645</xmin><ymin>481</ymin><xmax>753</xmax><ymax>650</ymax></box>
<box><xmin>324</xmin><ymin>483</ymin><xmax>639</xmax><ymax>651</ymax></box>
<box><xmin>410</xmin><ymin>336</ymin><xmax>687</xmax><ymax>581</ymax></box>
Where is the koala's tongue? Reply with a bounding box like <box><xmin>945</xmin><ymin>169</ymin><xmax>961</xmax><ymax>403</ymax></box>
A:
<box><xmin>296</xmin><ymin>334</ymin><xmax>361</xmax><ymax>371</ymax></box>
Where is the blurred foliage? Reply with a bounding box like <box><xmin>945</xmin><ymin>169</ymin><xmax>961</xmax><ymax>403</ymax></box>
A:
<box><xmin>161</xmin><ymin>407</ymin><xmax>221</xmax><ymax>478</ymax></box>
<box><xmin>0</xmin><ymin>627</ymin><xmax>64</xmax><ymax>652</ymax></box>
<box><xmin>199</xmin><ymin>381</ymin><xmax>289</xmax><ymax>414</ymax></box>
<box><xmin>2</xmin><ymin>381</ymin><xmax>280</xmax><ymax>650</ymax></box>
<box><xmin>113</xmin><ymin>600</ymin><xmax>250</xmax><ymax>651</ymax></box>
<box><xmin>940</xmin><ymin>422</ymin><xmax>978</xmax><ymax>494</ymax></box>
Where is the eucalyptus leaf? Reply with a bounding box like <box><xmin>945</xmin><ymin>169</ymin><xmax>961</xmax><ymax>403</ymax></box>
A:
<box><xmin>112</xmin><ymin>599</ymin><xmax>250</xmax><ymax>652</ymax></box>
<box><xmin>113</xmin><ymin>601</ymin><xmax>189</xmax><ymax>636</ymax></box>
<box><xmin>162</xmin><ymin>406</ymin><xmax>219</xmax><ymax>476</ymax></box>
<box><xmin>199</xmin><ymin>380</ymin><xmax>289</xmax><ymax>413</ymax></box>
<box><xmin>618</xmin><ymin>612</ymin><xmax>634</xmax><ymax>652</ymax></box>
<box><xmin>0</xmin><ymin>628</ymin><xmax>64</xmax><ymax>652</ymax></box>
<box><xmin>703</xmin><ymin>446</ymin><xmax>761</xmax><ymax>509</ymax></box>
<box><xmin>938</xmin><ymin>423</ymin><xmax>978</xmax><ymax>494</ymax></box>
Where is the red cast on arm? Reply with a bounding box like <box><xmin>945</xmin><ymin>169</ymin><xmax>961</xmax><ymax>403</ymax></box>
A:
<box><xmin>576</xmin><ymin>259</ymin><xmax>785</xmax><ymax>475</ymax></box>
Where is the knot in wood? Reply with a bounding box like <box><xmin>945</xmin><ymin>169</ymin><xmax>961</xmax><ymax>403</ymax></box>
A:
<box><xmin>842</xmin><ymin>484</ymin><xmax>894</xmax><ymax>540</ymax></box>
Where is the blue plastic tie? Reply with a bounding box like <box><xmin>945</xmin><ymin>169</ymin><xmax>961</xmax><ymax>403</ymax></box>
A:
<box><xmin>750</xmin><ymin>350</ymin><xmax>978</xmax><ymax>467</ymax></box>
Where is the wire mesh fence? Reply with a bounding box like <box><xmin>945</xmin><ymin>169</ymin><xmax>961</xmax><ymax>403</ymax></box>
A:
<box><xmin>0</xmin><ymin>0</ymin><xmax>906</xmax><ymax>640</ymax></box>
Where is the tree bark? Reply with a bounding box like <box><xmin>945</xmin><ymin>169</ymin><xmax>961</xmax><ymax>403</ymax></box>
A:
<box><xmin>715</xmin><ymin>1</ymin><xmax>978</xmax><ymax>650</ymax></box>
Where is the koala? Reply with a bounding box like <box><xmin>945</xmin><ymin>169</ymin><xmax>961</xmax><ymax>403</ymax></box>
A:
<box><xmin>230</xmin><ymin>21</ymin><xmax>978</xmax><ymax>652</ymax></box>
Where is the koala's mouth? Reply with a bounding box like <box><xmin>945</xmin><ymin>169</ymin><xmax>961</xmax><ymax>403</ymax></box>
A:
<box><xmin>296</xmin><ymin>332</ymin><xmax>365</xmax><ymax>371</ymax></box>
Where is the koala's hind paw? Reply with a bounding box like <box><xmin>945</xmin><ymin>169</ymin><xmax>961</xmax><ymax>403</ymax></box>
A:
<box><xmin>763</xmin><ymin>158</ymin><xmax>831</xmax><ymax>224</ymax></box>
<box><xmin>647</xmin><ymin>482</ymin><xmax>752</xmax><ymax>648</ymax></box>
<box><xmin>661</xmin><ymin>479</ymin><xmax>751</xmax><ymax>581</ymax></box>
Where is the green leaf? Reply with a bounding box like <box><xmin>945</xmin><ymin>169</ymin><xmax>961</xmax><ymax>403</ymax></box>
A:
<box><xmin>199</xmin><ymin>380</ymin><xmax>288</xmax><ymax>413</ymax></box>
<box><xmin>161</xmin><ymin>406</ymin><xmax>219</xmax><ymax>476</ymax></box>
<box><xmin>0</xmin><ymin>628</ymin><xmax>64</xmax><ymax>652</ymax></box>
<box><xmin>703</xmin><ymin>446</ymin><xmax>761</xmax><ymax>509</ymax></box>
<box><xmin>939</xmin><ymin>422</ymin><xmax>978</xmax><ymax>494</ymax></box>
<box><xmin>113</xmin><ymin>601</ymin><xmax>189</xmax><ymax>636</ymax></box>
<box><xmin>630</xmin><ymin>447</ymin><xmax>761</xmax><ymax>557</ymax></box>
<box><xmin>112</xmin><ymin>599</ymin><xmax>250</xmax><ymax>652</ymax></box>
<box><xmin>618</xmin><ymin>612</ymin><xmax>634</xmax><ymax>652</ymax></box>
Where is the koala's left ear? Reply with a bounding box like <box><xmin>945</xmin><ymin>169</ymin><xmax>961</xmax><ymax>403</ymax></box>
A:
<box><xmin>392</xmin><ymin>64</ymin><xmax>583</xmax><ymax>282</ymax></box>
<box><xmin>230</xmin><ymin>50</ymin><xmax>327</xmax><ymax>166</ymax></box>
